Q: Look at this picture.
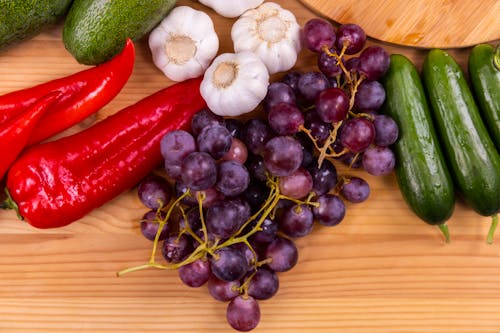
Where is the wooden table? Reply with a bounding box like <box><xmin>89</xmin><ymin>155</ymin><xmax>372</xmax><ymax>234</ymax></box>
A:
<box><xmin>1</xmin><ymin>1</ymin><xmax>499</xmax><ymax>332</ymax></box>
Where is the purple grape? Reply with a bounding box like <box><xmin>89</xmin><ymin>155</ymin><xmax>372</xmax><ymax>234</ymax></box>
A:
<box><xmin>245</xmin><ymin>155</ymin><xmax>267</xmax><ymax>183</ymax></box>
<box><xmin>162</xmin><ymin>234</ymin><xmax>193</xmax><ymax>263</ymax></box>
<box><xmin>208</xmin><ymin>275</ymin><xmax>241</xmax><ymax>302</ymax></box>
<box><xmin>297</xmin><ymin>71</ymin><xmax>330</xmax><ymax>102</ymax></box>
<box><xmin>281</xmin><ymin>70</ymin><xmax>302</xmax><ymax>94</ymax></box>
<box><xmin>362</xmin><ymin>146</ymin><xmax>396</xmax><ymax>176</ymax></box>
<box><xmin>318</xmin><ymin>49</ymin><xmax>343</xmax><ymax>77</ymax></box>
<box><xmin>265</xmin><ymin>237</ymin><xmax>298</xmax><ymax>272</ymax></box>
<box><xmin>296</xmin><ymin>132</ymin><xmax>315</xmax><ymax>168</ymax></box>
<box><xmin>354</xmin><ymin>80</ymin><xmax>386</xmax><ymax>111</ymax></box>
<box><xmin>178</xmin><ymin>207</ymin><xmax>202</xmax><ymax>232</ymax></box>
<box><xmin>278</xmin><ymin>167</ymin><xmax>313</xmax><ymax>199</ymax></box>
<box><xmin>140</xmin><ymin>210</ymin><xmax>169</xmax><ymax>241</ymax></box>
<box><xmin>175</xmin><ymin>182</ymin><xmax>224</xmax><ymax>208</ymax></box>
<box><xmin>341</xmin><ymin>176</ymin><xmax>370</xmax><ymax>203</ymax></box>
<box><xmin>249</xmin><ymin>215</ymin><xmax>278</xmax><ymax>244</ymax></box>
<box><xmin>164</xmin><ymin>161</ymin><xmax>182</xmax><ymax>181</ymax></box>
<box><xmin>181</xmin><ymin>152</ymin><xmax>217</xmax><ymax>191</ymax></box>
<box><xmin>312</xmin><ymin>194</ymin><xmax>346</xmax><ymax>226</ymax></box>
<box><xmin>308</xmin><ymin>159</ymin><xmax>338</xmax><ymax>196</ymax></box>
<box><xmin>222</xmin><ymin>138</ymin><xmax>248</xmax><ymax>164</ymax></box>
<box><xmin>315</xmin><ymin>87</ymin><xmax>349</xmax><ymax>123</ymax></box>
<box><xmin>178</xmin><ymin>259</ymin><xmax>211</xmax><ymax>288</ymax></box>
<box><xmin>197</xmin><ymin>124</ymin><xmax>233</xmax><ymax>160</ymax></box>
<box><xmin>191</xmin><ymin>108</ymin><xmax>224</xmax><ymax>136</ymax></box>
<box><xmin>160</xmin><ymin>130</ymin><xmax>196</xmax><ymax>165</ymax></box>
<box><xmin>358</xmin><ymin>46</ymin><xmax>390</xmax><ymax>80</ymax></box>
<box><xmin>206</xmin><ymin>199</ymin><xmax>249</xmax><ymax>240</ymax></box>
<box><xmin>247</xmin><ymin>268</ymin><xmax>279</xmax><ymax>300</ymax></box>
<box><xmin>278</xmin><ymin>204</ymin><xmax>314</xmax><ymax>238</ymax></box>
<box><xmin>137</xmin><ymin>174</ymin><xmax>172</xmax><ymax>210</ymax></box>
<box><xmin>243</xmin><ymin>182</ymin><xmax>270</xmax><ymax>213</ymax></box>
<box><xmin>339</xmin><ymin>117</ymin><xmax>375</xmax><ymax>153</ymax></box>
<box><xmin>304</xmin><ymin>110</ymin><xmax>334</xmax><ymax>145</ymax></box>
<box><xmin>210</xmin><ymin>247</ymin><xmax>249</xmax><ymax>282</ymax></box>
<box><xmin>336</xmin><ymin>23</ymin><xmax>366</xmax><ymax>55</ymax></box>
<box><xmin>226</xmin><ymin>295</ymin><xmax>260</xmax><ymax>332</ymax></box>
<box><xmin>268</xmin><ymin>102</ymin><xmax>304</xmax><ymax>135</ymax></box>
<box><xmin>263</xmin><ymin>82</ymin><xmax>296</xmax><ymax>112</ymax></box>
<box><xmin>373</xmin><ymin>114</ymin><xmax>399</xmax><ymax>147</ymax></box>
<box><xmin>263</xmin><ymin>136</ymin><xmax>303</xmax><ymax>177</ymax></box>
<box><xmin>216</xmin><ymin>160</ymin><xmax>250</xmax><ymax>197</ymax></box>
<box><xmin>241</xmin><ymin>119</ymin><xmax>275</xmax><ymax>156</ymax></box>
<box><xmin>225</xmin><ymin>118</ymin><xmax>244</xmax><ymax>138</ymax></box>
<box><xmin>345</xmin><ymin>57</ymin><xmax>360</xmax><ymax>73</ymax></box>
<box><xmin>302</xmin><ymin>18</ymin><xmax>336</xmax><ymax>52</ymax></box>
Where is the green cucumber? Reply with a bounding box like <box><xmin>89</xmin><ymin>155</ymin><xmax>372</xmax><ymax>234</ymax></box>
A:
<box><xmin>468</xmin><ymin>43</ymin><xmax>500</xmax><ymax>151</ymax></box>
<box><xmin>0</xmin><ymin>0</ymin><xmax>73</xmax><ymax>51</ymax></box>
<box><xmin>63</xmin><ymin>0</ymin><xmax>177</xmax><ymax>65</ymax></box>
<box><xmin>381</xmin><ymin>54</ymin><xmax>455</xmax><ymax>241</ymax></box>
<box><xmin>423</xmin><ymin>48</ymin><xmax>500</xmax><ymax>243</ymax></box>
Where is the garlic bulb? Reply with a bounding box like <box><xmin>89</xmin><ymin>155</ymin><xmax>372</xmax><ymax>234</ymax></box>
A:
<box><xmin>231</xmin><ymin>2</ymin><xmax>302</xmax><ymax>75</ymax></box>
<box><xmin>200</xmin><ymin>52</ymin><xmax>270</xmax><ymax>117</ymax></box>
<box><xmin>198</xmin><ymin>0</ymin><xmax>264</xmax><ymax>18</ymax></box>
<box><xmin>148</xmin><ymin>6</ymin><xmax>219</xmax><ymax>82</ymax></box>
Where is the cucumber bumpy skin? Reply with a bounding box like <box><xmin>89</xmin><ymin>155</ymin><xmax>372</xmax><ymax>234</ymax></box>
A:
<box><xmin>381</xmin><ymin>54</ymin><xmax>455</xmax><ymax>242</ymax></box>
<box><xmin>63</xmin><ymin>0</ymin><xmax>177</xmax><ymax>65</ymax></box>
<box><xmin>423</xmin><ymin>48</ymin><xmax>500</xmax><ymax>244</ymax></box>
<box><xmin>0</xmin><ymin>0</ymin><xmax>72</xmax><ymax>51</ymax></box>
<box><xmin>468</xmin><ymin>43</ymin><xmax>500</xmax><ymax>151</ymax></box>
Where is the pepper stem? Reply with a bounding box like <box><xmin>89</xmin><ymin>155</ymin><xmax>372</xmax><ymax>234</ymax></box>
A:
<box><xmin>486</xmin><ymin>213</ymin><xmax>498</xmax><ymax>244</ymax></box>
<box><xmin>1</xmin><ymin>188</ymin><xmax>23</xmax><ymax>220</ymax></box>
<box><xmin>438</xmin><ymin>224</ymin><xmax>450</xmax><ymax>243</ymax></box>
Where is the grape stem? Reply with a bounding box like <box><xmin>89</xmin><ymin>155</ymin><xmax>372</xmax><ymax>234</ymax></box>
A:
<box><xmin>487</xmin><ymin>213</ymin><xmax>498</xmax><ymax>244</ymax></box>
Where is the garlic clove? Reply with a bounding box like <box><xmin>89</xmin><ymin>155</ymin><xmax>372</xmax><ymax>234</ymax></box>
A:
<box><xmin>148</xmin><ymin>6</ymin><xmax>219</xmax><ymax>82</ymax></box>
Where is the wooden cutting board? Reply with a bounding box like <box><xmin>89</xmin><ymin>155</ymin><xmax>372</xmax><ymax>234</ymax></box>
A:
<box><xmin>1</xmin><ymin>1</ymin><xmax>500</xmax><ymax>333</ymax></box>
<box><xmin>299</xmin><ymin>0</ymin><xmax>500</xmax><ymax>48</ymax></box>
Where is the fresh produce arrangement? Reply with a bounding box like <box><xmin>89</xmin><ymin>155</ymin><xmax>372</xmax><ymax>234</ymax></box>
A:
<box><xmin>0</xmin><ymin>0</ymin><xmax>499</xmax><ymax>331</ymax></box>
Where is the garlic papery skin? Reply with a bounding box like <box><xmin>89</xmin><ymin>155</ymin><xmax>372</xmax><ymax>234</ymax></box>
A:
<box><xmin>198</xmin><ymin>0</ymin><xmax>264</xmax><ymax>18</ymax></box>
<box><xmin>148</xmin><ymin>6</ymin><xmax>219</xmax><ymax>82</ymax></box>
<box><xmin>231</xmin><ymin>2</ymin><xmax>302</xmax><ymax>75</ymax></box>
<box><xmin>200</xmin><ymin>52</ymin><xmax>270</xmax><ymax>117</ymax></box>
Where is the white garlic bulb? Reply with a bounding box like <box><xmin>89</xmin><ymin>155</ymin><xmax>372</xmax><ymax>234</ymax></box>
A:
<box><xmin>148</xmin><ymin>6</ymin><xmax>219</xmax><ymax>82</ymax></box>
<box><xmin>231</xmin><ymin>2</ymin><xmax>302</xmax><ymax>74</ymax></box>
<box><xmin>198</xmin><ymin>0</ymin><xmax>264</xmax><ymax>18</ymax></box>
<box><xmin>200</xmin><ymin>52</ymin><xmax>270</xmax><ymax>117</ymax></box>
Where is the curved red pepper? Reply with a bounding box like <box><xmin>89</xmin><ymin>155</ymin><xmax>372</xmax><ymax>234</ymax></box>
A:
<box><xmin>0</xmin><ymin>92</ymin><xmax>62</xmax><ymax>180</ymax></box>
<box><xmin>5</xmin><ymin>77</ymin><xmax>207</xmax><ymax>229</ymax></box>
<box><xmin>0</xmin><ymin>39</ymin><xmax>135</xmax><ymax>145</ymax></box>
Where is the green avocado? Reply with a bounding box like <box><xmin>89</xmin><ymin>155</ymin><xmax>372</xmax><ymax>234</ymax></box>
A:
<box><xmin>63</xmin><ymin>0</ymin><xmax>177</xmax><ymax>65</ymax></box>
<box><xmin>0</xmin><ymin>0</ymin><xmax>73</xmax><ymax>51</ymax></box>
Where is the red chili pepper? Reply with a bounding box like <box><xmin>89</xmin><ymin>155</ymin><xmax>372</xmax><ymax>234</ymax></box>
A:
<box><xmin>3</xmin><ymin>77</ymin><xmax>207</xmax><ymax>229</ymax></box>
<box><xmin>0</xmin><ymin>39</ymin><xmax>135</xmax><ymax>145</ymax></box>
<box><xmin>0</xmin><ymin>91</ymin><xmax>62</xmax><ymax>180</ymax></box>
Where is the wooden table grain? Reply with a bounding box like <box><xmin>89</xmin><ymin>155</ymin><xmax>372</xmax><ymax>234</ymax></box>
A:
<box><xmin>1</xmin><ymin>1</ymin><xmax>499</xmax><ymax>332</ymax></box>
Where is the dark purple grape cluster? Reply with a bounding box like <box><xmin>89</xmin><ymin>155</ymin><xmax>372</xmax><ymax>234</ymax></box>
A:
<box><xmin>120</xmin><ymin>104</ymin><xmax>373</xmax><ymax>331</ymax></box>
<box><xmin>120</xmin><ymin>18</ymin><xmax>400</xmax><ymax>333</ymax></box>
<box><xmin>289</xmin><ymin>19</ymin><xmax>398</xmax><ymax>176</ymax></box>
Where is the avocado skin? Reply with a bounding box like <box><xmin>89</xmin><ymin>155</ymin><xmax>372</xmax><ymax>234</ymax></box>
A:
<box><xmin>0</xmin><ymin>0</ymin><xmax>73</xmax><ymax>51</ymax></box>
<box><xmin>63</xmin><ymin>0</ymin><xmax>176</xmax><ymax>65</ymax></box>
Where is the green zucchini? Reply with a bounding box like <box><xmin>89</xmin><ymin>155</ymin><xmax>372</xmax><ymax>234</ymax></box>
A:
<box><xmin>468</xmin><ymin>44</ymin><xmax>500</xmax><ymax>151</ymax></box>
<box><xmin>423</xmin><ymin>48</ymin><xmax>500</xmax><ymax>243</ymax></box>
<box><xmin>381</xmin><ymin>54</ymin><xmax>455</xmax><ymax>241</ymax></box>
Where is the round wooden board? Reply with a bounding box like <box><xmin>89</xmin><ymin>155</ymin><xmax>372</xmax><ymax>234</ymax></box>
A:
<box><xmin>299</xmin><ymin>0</ymin><xmax>500</xmax><ymax>48</ymax></box>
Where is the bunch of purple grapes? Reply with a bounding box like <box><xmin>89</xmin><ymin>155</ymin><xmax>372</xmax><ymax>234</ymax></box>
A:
<box><xmin>121</xmin><ymin>104</ymin><xmax>372</xmax><ymax>331</ymax></box>
<box><xmin>120</xmin><ymin>18</ymin><xmax>399</xmax><ymax>332</ymax></box>
<box><xmin>267</xmin><ymin>18</ymin><xmax>399</xmax><ymax>176</ymax></box>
